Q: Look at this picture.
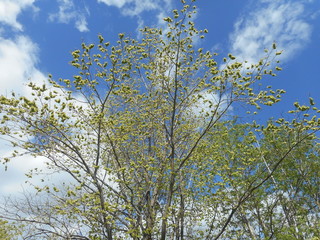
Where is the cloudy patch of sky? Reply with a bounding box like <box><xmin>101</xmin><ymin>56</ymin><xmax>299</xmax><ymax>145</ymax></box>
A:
<box><xmin>49</xmin><ymin>0</ymin><xmax>89</xmax><ymax>32</ymax></box>
<box><xmin>0</xmin><ymin>0</ymin><xmax>38</xmax><ymax>31</ymax></box>
<box><xmin>229</xmin><ymin>0</ymin><xmax>313</xmax><ymax>63</ymax></box>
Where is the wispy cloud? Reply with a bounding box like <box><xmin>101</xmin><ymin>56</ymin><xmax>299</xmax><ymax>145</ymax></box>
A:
<box><xmin>98</xmin><ymin>0</ymin><xmax>170</xmax><ymax>16</ymax></box>
<box><xmin>49</xmin><ymin>0</ymin><xmax>89</xmax><ymax>32</ymax></box>
<box><xmin>0</xmin><ymin>0</ymin><xmax>38</xmax><ymax>31</ymax></box>
<box><xmin>229</xmin><ymin>0</ymin><xmax>312</xmax><ymax>63</ymax></box>
<box><xmin>98</xmin><ymin>0</ymin><xmax>172</xmax><ymax>28</ymax></box>
<box><xmin>98</xmin><ymin>0</ymin><xmax>128</xmax><ymax>8</ymax></box>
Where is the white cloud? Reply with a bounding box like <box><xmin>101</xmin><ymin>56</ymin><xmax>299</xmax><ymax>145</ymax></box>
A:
<box><xmin>0</xmin><ymin>154</ymin><xmax>48</xmax><ymax>195</ymax></box>
<box><xmin>49</xmin><ymin>0</ymin><xmax>89</xmax><ymax>32</ymax></box>
<box><xmin>0</xmin><ymin>0</ymin><xmax>37</xmax><ymax>31</ymax></box>
<box><xmin>0</xmin><ymin>34</ymin><xmax>49</xmax><ymax>195</ymax></box>
<box><xmin>0</xmin><ymin>35</ymin><xmax>45</xmax><ymax>96</ymax></box>
<box><xmin>75</xmin><ymin>15</ymin><xmax>89</xmax><ymax>32</ymax></box>
<box><xmin>229</xmin><ymin>0</ymin><xmax>312</xmax><ymax>63</ymax></box>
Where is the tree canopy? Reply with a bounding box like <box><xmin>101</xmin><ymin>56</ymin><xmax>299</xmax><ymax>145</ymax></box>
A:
<box><xmin>0</xmin><ymin>1</ymin><xmax>319</xmax><ymax>239</ymax></box>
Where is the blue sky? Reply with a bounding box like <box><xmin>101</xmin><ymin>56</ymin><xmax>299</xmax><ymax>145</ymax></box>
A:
<box><xmin>0</xmin><ymin>0</ymin><xmax>320</xmax><ymax>195</ymax></box>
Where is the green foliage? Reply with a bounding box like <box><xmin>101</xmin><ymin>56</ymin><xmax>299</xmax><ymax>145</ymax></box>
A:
<box><xmin>0</xmin><ymin>219</ymin><xmax>21</xmax><ymax>240</ymax></box>
<box><xmin>0</xmin><ymin>0</ymin><xmax>319</xmax><ymax>239</ymax></box>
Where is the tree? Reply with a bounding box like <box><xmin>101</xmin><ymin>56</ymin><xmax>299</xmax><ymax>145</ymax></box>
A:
<box><xmin>0</xmin><ymin>1</ymin><xmax>319</xmax><ymax>239</ymax></box>
<box><xmin>197</xmin><ymin>121</ymin><xmax>320</xmax><ymax>239</ymax></box>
